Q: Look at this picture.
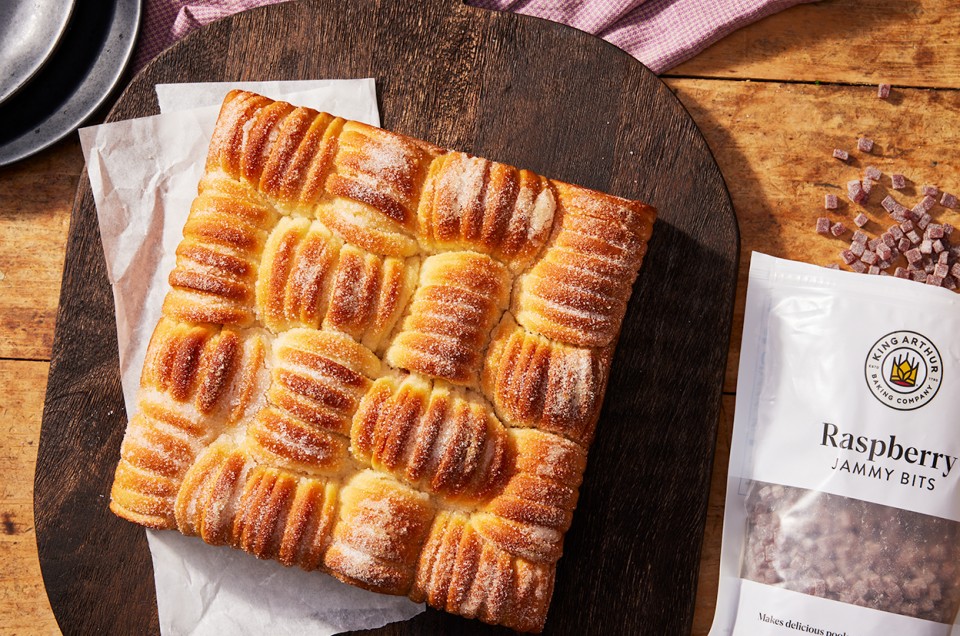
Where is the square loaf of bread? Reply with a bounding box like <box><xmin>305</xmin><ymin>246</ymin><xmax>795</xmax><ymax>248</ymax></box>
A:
<box><xmin>109</xmin><ymin>90</ymin><xmax>656</xmax><ymax>632</ymax></box>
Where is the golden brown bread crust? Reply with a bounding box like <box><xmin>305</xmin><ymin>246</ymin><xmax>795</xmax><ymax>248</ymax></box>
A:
<box><xmin>385</xmin><ymin>251</ymin><xmax>510</xmax><ymax>386</ymax></box>
<box><xmin>110</xmin><ymin>319</ymin><xmax>269</xmax><ymax>528</ymax></box>
<box><xmin>324</xmin><ymin>470</ymin><xmax>435</xmax><ymax>595</ymax></box>
<box><xmin>110</xmin><ymin>89</ymin><xmax>657</xmax><ymax>632</ymax></box>
<box><xmin>417</xmin><ymin>152</ymin><xmax>556</xmax><ymax>270</ymax></box>
<box><xmin>412</xmin><ymin>510</ymin><xmax>555</xmax><ymax>633</ymax></box>
<box><xmin>482</xmin><ymin>313</ymin><xmax>613</xmax><ymax>447</ymax></box>
<box><xmin>164</xmin><ymin>175</ymin><xmax>279</xmax><ymax>327</ymax></box>
<box><xmin>256</xmin><ymin>217</ymin><xmax>418</xmax><ymax>350</ymax></box>
<box><xmin>515</xmin><ymin>181</ymin><xmax>656</xmax><ymax>348</ymax></box>
<box><xmin>351</xmin><ymin>375</ymin><xmax>512</xmax><ymax>503</ymax></box>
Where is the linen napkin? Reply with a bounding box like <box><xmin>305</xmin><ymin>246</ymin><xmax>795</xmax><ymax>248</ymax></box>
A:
<box><xmin>134</xmin><ymin>0</ymin><xmax>816</xmax><ymax>75</ymax></box>
<box><xmin>467</xmin><ymin>0</ymin><xmax>818</xmax><ymax>73</ymax></box>
<box><xmin>133</xmin><ymin>0</ymin><xmax>290</xmax><ymax>71</ymax></box>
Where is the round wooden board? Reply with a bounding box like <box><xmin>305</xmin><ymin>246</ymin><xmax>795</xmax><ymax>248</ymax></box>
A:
<box><xmin>36</xmin><ymin>1</ymin><xmax>739</xmax><ymax>634</ymax></box>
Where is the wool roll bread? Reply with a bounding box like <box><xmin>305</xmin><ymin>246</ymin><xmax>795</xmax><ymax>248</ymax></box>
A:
<box><xmin>110</xmin><ymin>90</ymin><xmax>656</xmax><ymax>632</ymax></box>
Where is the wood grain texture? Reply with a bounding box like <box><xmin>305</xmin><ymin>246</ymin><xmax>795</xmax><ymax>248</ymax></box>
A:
<box><xmin>666</xmin><ymin>78</ymin><xmax>960</xmax><ymax>393</ymax></box>
<box><xmin>691</xmin><ymin>397</ymin><xmax>733</xmax><ymax>636</ymax></box>
<box><xmin>0</xmin><ymin>139</ymin><xmax>82</xmax><ymax>360</ymax></box>
<box><xmin>670</xmin><ymin>0</ymin><xmax>960</xmax><ymax>88</ymax></box>
<box><xmin>0</xmin><ymin>361</ymin><xmax>59</xmax><ymax>636</ymax></box>
<box><xmin>35</xmin><ymin>0</ymin><xmax>737</xmax><ymax>634</ymax></box>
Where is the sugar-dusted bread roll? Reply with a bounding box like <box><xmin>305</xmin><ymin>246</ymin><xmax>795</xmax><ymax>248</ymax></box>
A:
<box><xmin>385</xmin><ymin>250</ymin><xmax>510</xmax><ymax>386</ymax></box>
<box><xmin>110</xmin><ymin>90</ymin><xmax>656</xmax><ymax>633</ymax></box>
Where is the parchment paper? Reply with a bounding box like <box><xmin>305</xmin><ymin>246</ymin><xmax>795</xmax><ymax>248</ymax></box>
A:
<box><xmin>78</xmin><ymin>79</ymin><xmax>425</xmax><ymax>635</ymax></box>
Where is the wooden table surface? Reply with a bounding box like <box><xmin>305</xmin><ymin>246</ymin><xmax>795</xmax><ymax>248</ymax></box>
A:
<box><xmin>2</xmin><ymin>1</ymin><xmax>957</xmax><ymax>634</ymax></box>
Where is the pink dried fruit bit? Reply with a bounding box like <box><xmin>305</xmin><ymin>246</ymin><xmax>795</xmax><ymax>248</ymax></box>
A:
<box><xmin>851</xmin><ymin>260</ymin><xmax>868</xmax><ymax>273</ymax></box>
<box><xmin>868</xmin><ymin>237</ymin><xmax>881</xmax><ymax>251</ymax></box>
<box><xmin>865</xmin><ymin>166</ymin><xmax>882</xmax><ymax>180</ymax></box>
<box><xmin>928</xmin><ymin>224</ymin><xmax>945</xmax><ymax>239</ymax></box>
<box><xmin>951</xmin><ymin>263</ymin><xmax>960</xmax><ymax>279</ymax></box>
<box><xmin>935</xmin><ymin>263</ymin><xmax>950</xmax><ymax>278</ymax></box>
<box><xmin>879</xmin><ymin>259</ymin><xmax>893</xmax><ymax>270</ymax></box>
<box><xmin>901</xmin><ymin>207</ymin><xmax>916</xmax><ymax>221</ymax></box>
<box><xmin>920</xmin><ymin>196</ymin><xmax>937</xmax><ymax>212</ymax></box>
<box><xmin>877</xmin><ymin>243</ymin><xmax>893</xmax><ymax>261</ymax></box>
<box><xmin>825</xmin><ymin>263</ymin><xmax>840</xmax><ymax>270</ymax></box>
<box><xmin>861</xmin><ymin>250</ymin><xmax>879</xmax><ymax>265</ymax></box>
<box><xmin>912</xmin><ymin>270</ymin><xmax>927</xmax><ymax>282</ymax></box>
<box><xmin>938</xmin><ymin>251</ymin><xmax>950</xmax><ymax>265</ymax></box>
<box><xmin>854</xmin><ymin>213</ymin><xmax>869</xmax><ymax>228</ymax></box>
<box><xmin>921</xmin><ymin>240</ymin><xmax>933</xmax><ymax>254</ymax></box>
<box><xmin>922</xmin><ymin>185</ymin><xmax>940</xmax><ymax>197</ymax></box>
<box><xmin>889</xmin><ymin>225</ymin><xmax>904</xmax><ymax>240</ymax></box>
<box><xmin>906</xmin><ymin>248</ymin><xmax>924</xmax><ymax>264</ymax></box>
<box><xmin>847</xmin><ymin>180</ymin><xmax>867</xmax><ymax>204</ymax></box>
<box><xmin>816</xmin><ymin>217</ymin><xmax>831</xmax><ymax>234</ymax></box>
<box><xmin>894</xmin><ymin>267</ymin><xmax>910</xmax><ymax>279</ymax></box>
<box><xmin>944</xmin><ymin>276</ymin><xmax>957</xmax><ymax>290</ymax></box>
<box><xmin>862</xmin><ymin>179</ymin><xmax>874</xmax><ymax>195</ymax></box>
<box><xmin>868</xmin><ymin>265</ymin><xmax>881</xmax><ymax>275</ymax></box>
<box><xmin>878</xmin><ymin>83</ymin><xmax>892</xmax><ymax>99</ymax></box>
<box><xmin>891</xmin><ymin>173</ymin><xmax>907</xmax><ymax>190</ymax></box>
<box><xmin>918</xmin><ymin>213</ymin><xmax>932</xmax><ymax>230</ymax></box>
<box><xmin>841</xmin><ymin>249</ymin><xmax>857</xmax><ymax>265</ymax></box>
<box><xmin>858</xmin><ymin>137</ymin><xmax>875</xmax><ymax>153</ymax></box>
<box><xmin>898</xmin><ymin>237</ymin><xmax>912</xmax><ymax>252</ymax></box>
<box><xmin>944</xmin><ymin>223</ymin><xmax>954</xmax><ymax>236</ymax></box>
<box><xmin>852</xmin><ymin>229</ymin><xmax>869</xmax><ymax>244</ymax></box>
<box><xmin>824</xmin><ymin>194</ymin><xmax>839</xmax><ymax>209</ymax></box>
<box><xmin>933</xmin><ymin>239</ymin><xmax>945</xmax><ymax>254</ymax></box>
<box><xmin>907</xmin><ymin>230</ymin><xmax>922</xmax><ymax>243</ymax></box>
<box><xmin>851</xmin><ymin>240</ymin><xmax>866</xmax><ymax>257</ymax></box>
<box><xmin>882</xmin><ymin>232</ymin><xmax>897</xmax><ymax>247</ymax></box>
<box><xmin>831</xmin><ymin>222</ymin><xmax>847</xmax><ymax>237</ymax></box>
<box><xmin>941</xmin><ymin>193</ymin><xmax>958</xmax><ymax>209</ymax></box>
<box><xmin>833</xmin><ymin>148</ymin><xmax>850</xmax><ymax>161</ymax></box>
<box><xmin>927</xmin><ymin>274</ymin><xmax>944</xmax><ymax>287</ymax></box>
<box><xmin>900</xmin><ymin>220</ymin><xmax>915</xmax><ymax>233</ymax></box>
<box><xmin>881</xmin><ymin>195</ymin><xmax>898</xmax><ymax>212</ymax></box>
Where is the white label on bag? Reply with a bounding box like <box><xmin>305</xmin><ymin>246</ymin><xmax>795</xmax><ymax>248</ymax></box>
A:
<box><xmin>733</xmin><ymin>580</ymin><xmax>951</xmax><ymax>636</ymax></box>
<box><xmin>742</xmin><ymin>257</ymin><xmax>960</xmax><ymax>522</ymax></box>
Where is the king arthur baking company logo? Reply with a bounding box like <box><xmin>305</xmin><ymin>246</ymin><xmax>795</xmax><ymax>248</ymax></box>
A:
<box><xmin>865</xmin><ymin>331</ymin><xmax>942</xmax><ymax>410</ymax></box>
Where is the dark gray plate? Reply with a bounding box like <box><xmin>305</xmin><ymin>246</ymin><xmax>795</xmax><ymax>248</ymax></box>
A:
<box><xmin>0</xmin><ymin>0</ymin><xmax>140</xmax><ymax>167</ymax></box>
<box><xmin>0</xmin><ymin>0</ymin><xmax>76</xmax><ymax>105</ymax></box>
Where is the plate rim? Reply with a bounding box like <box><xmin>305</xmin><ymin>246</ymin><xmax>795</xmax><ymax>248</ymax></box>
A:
<box><xmin>0</xmin><ymin>0</ymin><xmax>141</xmax><ymax>167</ymax></box>
<box><xmin>0</xmin><ymin>0</ymin><xmax>77</xmax><ymax>105</ymax></box>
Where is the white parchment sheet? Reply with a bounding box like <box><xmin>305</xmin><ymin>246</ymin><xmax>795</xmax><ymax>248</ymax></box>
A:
<box><xmin>79</xmin><ymin>79</ymin><xmax>425</xmax><ymax>636</ymax></box>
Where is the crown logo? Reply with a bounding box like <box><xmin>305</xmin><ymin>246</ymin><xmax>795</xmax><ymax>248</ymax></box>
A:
<box><xmin>889</xmin><ymin>354</ymin><xmax>919</xmax><ymax>387</ymax></box>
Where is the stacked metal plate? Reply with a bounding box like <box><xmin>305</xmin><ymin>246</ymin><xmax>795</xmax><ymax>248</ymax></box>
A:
<box><xmin>0</xmin><ymin>0</ymin><xmax>141</xmax><ymax>166</ymax></box>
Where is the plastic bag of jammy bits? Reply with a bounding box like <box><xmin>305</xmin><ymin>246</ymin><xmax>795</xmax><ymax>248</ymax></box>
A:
<box><xmin>711</xmin><ymin>253</ymin><xmax>960</xmax><ymax>636</ymax></box>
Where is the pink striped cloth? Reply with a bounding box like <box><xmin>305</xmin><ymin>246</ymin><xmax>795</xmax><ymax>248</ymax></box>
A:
<box><xmin>134</xmin><ymin>0</ymin><xmax>815</xmax><ymax>75</ymax></box>
<box><xmin>467</xmin><ymin>0</ymin><xmax>817</xmax><ymax>73</ymax></box>
<box><xmin>133</xmin><ymin>0</ymin><xmax>288</xmax><ymax>72</ymax></box>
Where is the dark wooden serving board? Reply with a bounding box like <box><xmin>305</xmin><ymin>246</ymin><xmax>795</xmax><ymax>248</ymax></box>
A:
<box><xmin>36</xmin><ymin>0</ymin><xmax>739</xmax><ymax>633</ymax></box>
